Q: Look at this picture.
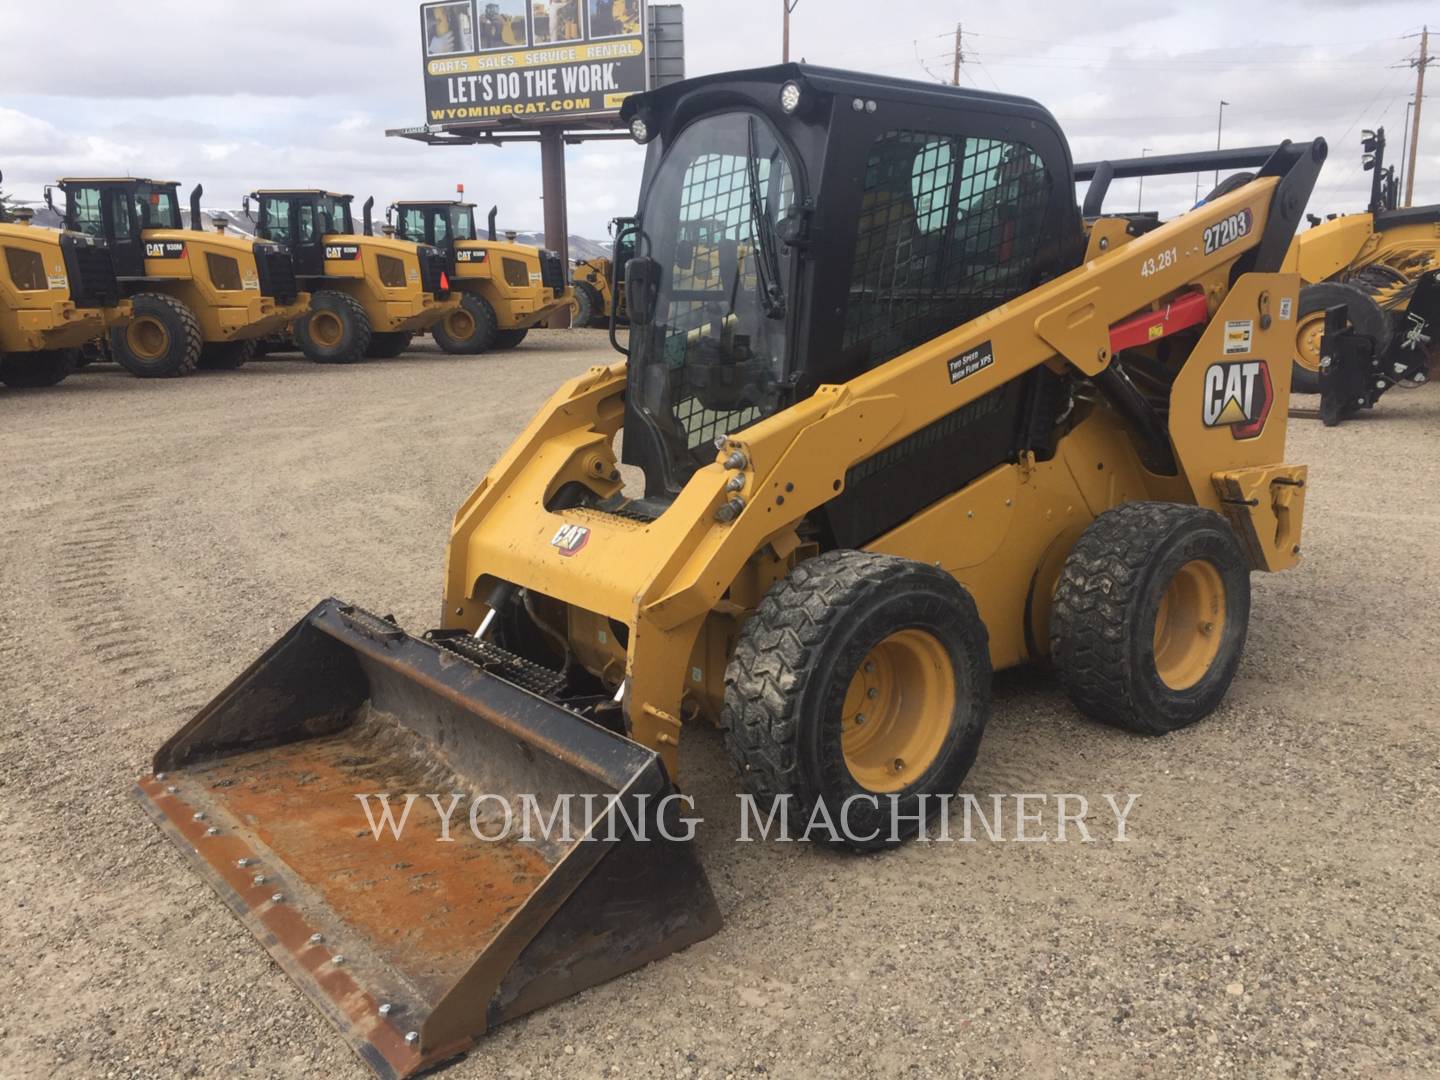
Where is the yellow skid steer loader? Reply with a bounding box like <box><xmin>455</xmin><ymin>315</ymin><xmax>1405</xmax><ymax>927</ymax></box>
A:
<box><xmin>139</xmin><ymin>67</ymin><xmax>1326</xmax><ymax>1078</ymax></box>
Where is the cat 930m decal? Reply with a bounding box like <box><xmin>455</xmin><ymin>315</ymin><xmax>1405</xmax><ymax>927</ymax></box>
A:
<box><xmin>1203</xmin><ymin>359</ymin><xmax>1273</xmax><ymax>440</ymax></box>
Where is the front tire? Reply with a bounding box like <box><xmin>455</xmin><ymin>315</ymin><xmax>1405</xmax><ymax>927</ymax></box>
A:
<box><xmin>296</xmin><ymin>290</ymin><xmax>372</xmax><ymax>363</ymax></box>
<box><xmin>1292</xmin><ymin>282</ymin><xmax>1391</xmax><ymax>395</ymax></box>
<box><xmin>110</xmin><ymin>293</ymin><xmax>202</xmax><ymax>378</ymax></box>
<box><xmin>493</xmin><ymin>328</ymin><xmax>528</xmax><ymax>349</ymax></box>
<box><xmin>0</xmin><ymin>348</ymin><xmax>77</xmax><ymax>388</ymax></box>
<box><xmin>433</xmin><ymin>293</ymin><xmax>498</xmax><ymax>354</ymax></box>
<box><xmin>723</xmin><ymin>550</ymin><xmax>992</xmax><ymax>851</ymax></box>
<box><xmin>1051</xmin><ymin>502</ymin><xmax>1250</xmax><ymax>735</ymax></box>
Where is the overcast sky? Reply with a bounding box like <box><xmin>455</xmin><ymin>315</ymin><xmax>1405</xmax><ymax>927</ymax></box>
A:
<box><xmin>1</xmin><ymin>0</ymin><xmax>1435</xmax><ymax>238</ymax></box>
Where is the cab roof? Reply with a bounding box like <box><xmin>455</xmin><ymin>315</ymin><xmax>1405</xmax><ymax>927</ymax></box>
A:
<box><xmin>253</xmin><ymin>189</ymin><xmax>353</xmax><ymax>200</ymax></box>
<box><xmin>392</xmin><ymin>200</ymin><xmax>476</xmax><ymax>209</ymax></box>
<box><xmin>59</xmin><ymin>177</ymin><xmax>178</xmax><ymax>187</ymax></box>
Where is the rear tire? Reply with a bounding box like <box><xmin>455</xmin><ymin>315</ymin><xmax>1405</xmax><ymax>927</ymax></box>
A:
<box><xmin>110</xmin><ymin>293</ymin><xmax>202</xmax><ymax>378</ymax></box>
<box><xmin>197</xmin><ymin>339</ymin><xmax>255</xmax><ymax>370</ymax></box>
<box><xmin>366</xmin><ymin>331</ymin><xmax>414</xmax><ymax>359</ymax></box>
<box><xmin>1051</xmin><ymin>502</ymin><xmax>1250</xmax><ymax>735</ymax></box>
<box><xmin>493</xmin><ymin>328</ymin><xmax>528</xmax><ymax>349</ymax></box>
<box><xmin>433</xmin><ymin>293</ymin><xmax>499</xmax><ymax>354</ymax></box>
<box><xmin>1292</xmin><ymin>282</ymin><xmax>1391</xmax><ymax>395</ymax></box>
<box><xmin>572</xmin><ymin>281</ymin><xmax>604</xmax><ymax>328</ymax></box>
<box><xmin>296</xmin><ymin>290</ymin><xmax>371</xmax><ymax>363</ymax></box>
<box><xmin>0</xmin><ymin>348</ymin><xmax>77</xmax><ymax>388</ymax></box>
<box><xmin>723</xmin><ymin>550</ymin><xmax>991</xmax><ymax>851</ymax></box>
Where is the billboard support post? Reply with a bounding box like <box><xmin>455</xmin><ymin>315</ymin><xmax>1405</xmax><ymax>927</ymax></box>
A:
<box><xmin>539</xmin><ymin>126</ymin><xmax>571</xmax><ymax>327</ymax></box>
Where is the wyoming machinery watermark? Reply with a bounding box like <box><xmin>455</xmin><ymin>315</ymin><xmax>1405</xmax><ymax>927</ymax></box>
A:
<box><xmin>352</xmin><ymin>792</ymin><xmax>1141</xmax><ymax>846</ymax></box>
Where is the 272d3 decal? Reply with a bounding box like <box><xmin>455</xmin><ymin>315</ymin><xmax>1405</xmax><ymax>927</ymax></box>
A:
<box><xmin>1203</xmin><ymin>208</ymin><xmax>1252</xmax><ymax>256</ymax></box>
<box><xmin>1202</xmin><ymin>359</ymin><xmax>1273</xmax><ymax>440</ymax></box>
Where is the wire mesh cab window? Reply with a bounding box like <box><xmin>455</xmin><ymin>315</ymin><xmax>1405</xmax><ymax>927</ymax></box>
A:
<box><xmin>843</xmin><ymin>130</ymin><xmax>1052</xmax><ymax>368</ymax></box>
<box><xmin>642</xmin><ymin>113</ymin><xmax>795</xmax><ymax>461</ymax></box>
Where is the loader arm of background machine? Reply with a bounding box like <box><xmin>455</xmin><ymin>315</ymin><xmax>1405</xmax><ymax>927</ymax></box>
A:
<box><xmin>443</xmin><ymin>138</ymin><xmax>1326</xmax><ymax>777</ymax></box>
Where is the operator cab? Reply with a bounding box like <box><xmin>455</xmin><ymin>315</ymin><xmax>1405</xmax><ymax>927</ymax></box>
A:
<box><xmin>53</xmin><ymin>178</ymin><xmax>185</xmax><ymax>278</ymax></box>
<box><xmin>390</xmin><ymin>201</ymin><xmax>479</xmax><ymax>254</ymax></box>
<box><xmin>249</xmin><ymin>190</ymin><xmax>355</xmax><ymax>277</ymax></box>
<box><xmin>617</xmin><ymin>64</ymin><xmax>1085</xmax><ymax>500</ymax></box>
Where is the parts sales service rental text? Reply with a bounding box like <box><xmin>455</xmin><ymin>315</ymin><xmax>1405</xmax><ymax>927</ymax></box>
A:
<box><xmin>420</xmin><ymin>0</ymin><xmax>650</xmax><ymax>128</ymax></box>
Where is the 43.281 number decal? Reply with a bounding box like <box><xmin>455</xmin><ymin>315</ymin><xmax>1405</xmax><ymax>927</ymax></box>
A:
<box><xmin>1203</xmin><ymin>208</ymin><xmax>1253</xmax><ymax>255</ymax></box>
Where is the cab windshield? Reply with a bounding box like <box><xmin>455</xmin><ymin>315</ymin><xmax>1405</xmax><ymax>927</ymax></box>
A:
<box><xmin>628</xmin><ymin>111</ymin><xmax>797</xmax><ymax>484</ymax></box>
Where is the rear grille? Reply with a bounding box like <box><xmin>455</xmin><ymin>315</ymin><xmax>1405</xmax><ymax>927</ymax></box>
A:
<box><xmin>418</xmin><ymin>246</ymin><xmax>449</xmax><ymax>298</ymax></box>
<box><xmin>60</xmin><ymin>234</ymin><xmax>121</xmax><ymax>307</ymax></box>
<box><xmin>253</xmin><ymin>243</ymin><xmax>298</xmax><ymax>305</ymax></box>
<box><xmin>540</xmin><ymin>250</ymin><xmax>565</xmax><ymax>295</ymax></box>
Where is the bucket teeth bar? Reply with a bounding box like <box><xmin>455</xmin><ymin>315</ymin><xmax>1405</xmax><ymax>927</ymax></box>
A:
<box><xmin>136</xmin><ymin>598</ymin><xmax>721</xmax><ymax>1079</ymax></box>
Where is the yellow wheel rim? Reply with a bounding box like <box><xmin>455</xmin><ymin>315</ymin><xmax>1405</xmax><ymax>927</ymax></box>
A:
<box><xmin>127</xmin><ymin>316</ymin><xmax>170</xmax><ymax>361</ymax></box>
<box><xmin>447</xmin><ymin>309</ymin><xmax>475</xmax><ymax>338</ymax></box>
<box><xmin>840</xmin><ymin>629</ymin><xmax>956</xmax><ymax>793</ymax></box>
<box><xmin>1153</xmin><ymin>559</ymin><xmax>1226</xmax><ymax>691</ymax></box>
<box><xmin>310</xmin><ymin>311</ymin><xmax>344</xmax><ymax>348</ymax></box>
<box><xmin>1295</xmin><ymin>311</ymin><xmax>1326</xmax><ymax>374</ymax></box>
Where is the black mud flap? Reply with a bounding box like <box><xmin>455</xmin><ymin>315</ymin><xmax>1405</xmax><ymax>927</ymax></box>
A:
<box><xmin>134</xmin><ymin>598</ymin><xmax>722</xmax><ymax>1079</ymax></box>
<box><xmin>1319</xmin><ymin>270</ymin><xmax>1440</xmax><ymax>425</ymax></box>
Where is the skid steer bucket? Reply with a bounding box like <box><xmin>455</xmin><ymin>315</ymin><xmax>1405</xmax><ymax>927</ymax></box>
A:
<box><xmin>135</xmin><ymin>599</ymin><xmax>722</xmax><ymax>1079</ymax></box>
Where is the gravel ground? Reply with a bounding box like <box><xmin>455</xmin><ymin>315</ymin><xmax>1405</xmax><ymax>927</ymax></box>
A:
<box><xmin>1</xmin><ymin>333</ymin><xmax>1437</xmax><ymax>1080</ymax></box>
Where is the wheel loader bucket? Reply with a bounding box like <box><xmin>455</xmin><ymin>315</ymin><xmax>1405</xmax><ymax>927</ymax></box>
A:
<box><xmin>135</xmin><ymin>599</ymin><xmax>722</xmax><ymax>1079</ymax></box>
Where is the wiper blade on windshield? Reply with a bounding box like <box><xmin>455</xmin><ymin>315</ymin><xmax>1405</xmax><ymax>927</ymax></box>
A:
<box><xmin>746</xmin><ymin>116</ymin><xmax>787</xmax><ymax>320</ymax></box>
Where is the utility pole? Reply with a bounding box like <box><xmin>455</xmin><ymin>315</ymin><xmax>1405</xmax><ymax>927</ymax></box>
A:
<box><xmin>1195</xmin><ymin>99</ymin><xmax>1229</xmax><ymax>203</ymax></box>
<box><xmin>783</xmin><ymin>0</ymin><xmax>800</xmax><ymax>62</ymax></box>
<box><xmin>1405</xmin><ymin>25</ymin><xmax>1431</xmax><ymax>207</ymax></box>
<box><xmin>1213</xmin><ymin>99</ymin><xmax>1230</xmax><ymax>187</ymax></box>
<box><xmin>1138</xmin><ymin>148</ymin><xmax>1152</xmax><ymax>211</ymax></box>
<box><xmin>952</xmin><ymin>23</ymin><xmax>963</xmax><ymax>86</ymax></box>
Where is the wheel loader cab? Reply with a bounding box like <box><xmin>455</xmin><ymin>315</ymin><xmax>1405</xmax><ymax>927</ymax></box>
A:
<box><xmin>252</xmin><ymin>190</ymin><xmax>356</xmax><ymax>278</ymax></box>
<box><xmin>619</xmin><ymin>68</ymin><xmax>1084</xmax><ymax>498</ymax></box>
<box><xmin>388</xmin><ymin>199</ymin><xmax>571</xmax><ymax>353</ymax></box>
<box><xmin>61</xmin><ymin>178</ymin><xmax>184</xmax><ymax>279</ymax></box>
<box><xmin>52</xmin><ymin>177</ymin><xmax>306</xmax><ymax>377</ymax></box>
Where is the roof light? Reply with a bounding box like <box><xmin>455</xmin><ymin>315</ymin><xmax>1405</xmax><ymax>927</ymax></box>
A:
<box><xmin>630</xmin><ymin>116</ymin><xmax>651</xmax><ymax>143</ymax></box>
<box><xmin>780</xmin><ymin>81</ymin><xmax>803</xmax><ymax>115</ymax></box>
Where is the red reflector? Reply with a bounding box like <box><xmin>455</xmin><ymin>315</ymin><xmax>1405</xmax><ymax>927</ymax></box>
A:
<box><xmin>440</xmin><ymin>272</ymin><xmax>450</xmax><ymax>290</ymax></box>
<box><xmin>1108</xmin><ymin>289</ymin><xmax>1210</xmax><ymax>353</ymax></box>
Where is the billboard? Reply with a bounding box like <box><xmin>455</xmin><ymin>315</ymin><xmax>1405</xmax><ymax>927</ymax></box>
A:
<box><xmin>420</xmin><ymin>0</ymin><xmax>649</xmax><ymax>129</ymax></box>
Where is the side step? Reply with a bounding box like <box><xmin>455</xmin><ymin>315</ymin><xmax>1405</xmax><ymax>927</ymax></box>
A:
<box><xmin>135</xmin><ymin>599</ymin><xmax>721</xmax><ymax>1079</ymax></box>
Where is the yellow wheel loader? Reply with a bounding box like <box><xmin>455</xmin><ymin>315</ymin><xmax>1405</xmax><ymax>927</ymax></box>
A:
<box><xmin>138</xmin><ymin>67</ymin><xmax>1325</xmax><ymax>1078</ymax></box>
<box><xmin>246</xmin><ymin>191</ymin><xmax>459</xmax><ymax>362</ymax></box>
<box><xmin>48</xmin><ymin>178</ymin><xmax>306</xmax><ymax>377</ymax></box>
<box><xmin>571</xmin><ymin>217</ymin><xmax>634</xmax><ymax>328</ymax></box>
<box><xmin>387</xmin><ymin>200</ymin><xmax>571</xmax><ymax>353</ymax></box>
<box><xmin>1</xmin><ymin>176</ymin><xmax>131</xmax><ymax>388</ymax></box>
<box><xmin>1278</xmin><ymin>127</ymin><xmax>1440</xmax><ymax>399</ymax></box>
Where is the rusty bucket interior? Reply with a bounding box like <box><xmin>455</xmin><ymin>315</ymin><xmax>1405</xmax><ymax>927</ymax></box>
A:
<box><xmin>135</xmin><ymin>599</ymin><xmax>721</xmax><ymax>1080</ymax></box>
